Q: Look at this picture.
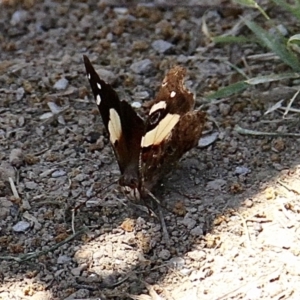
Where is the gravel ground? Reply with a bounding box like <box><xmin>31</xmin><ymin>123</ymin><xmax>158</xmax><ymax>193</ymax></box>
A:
<box><xmin>1</xmin><ymin>1</ymin><xmax>300</xmax><ymax>299</ymax></box>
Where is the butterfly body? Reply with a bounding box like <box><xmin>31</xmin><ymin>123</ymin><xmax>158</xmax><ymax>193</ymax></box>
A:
<box><xmin>83</xmin><ymin>55</ymin><xmax>206</xmax><ymax>203</ymax></box>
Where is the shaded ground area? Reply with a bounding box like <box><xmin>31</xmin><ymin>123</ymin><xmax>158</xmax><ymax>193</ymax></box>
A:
<box><xmin>1</xmin><ymin>1</ymin><xmax>300</xmax><ymax>299</ymax></box>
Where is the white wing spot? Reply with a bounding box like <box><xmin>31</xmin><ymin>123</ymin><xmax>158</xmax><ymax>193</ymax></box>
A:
<box><xmin>141</xmin><ymin>113</ymin><xmax>180</xmax><ymax>147</ymax></box>
<box><xmin>96</xmin><ymin>94</ymin><xmax>101</xmax><ymax>105</ymax></box>
<box><xmin>87</xmin><ymin>73</ymin><xmax>91</xmax><ymax>79</ymax></box>
<box><xmin>149</xmin><ymin>101</ymin><xmax>166</xmax><ymax>115</ymax></box>
<box><xmin>162</xmin><ymin>81</ymin><xmax>168</xmax><ymax>87</ymax></box>
<box><xmin>108</xmin><ymin>108</ymin><xmax>122</xmax><ymax>144</ymax></box>
<box><xmin>170</xmin><ymin>91</ymin><xmax>176</xmax><ymax>98</ymax></box>
<box><xmin>97</xmin><ymin>82</ymin><xmax>102</xmax><ymax>89</ymax></box>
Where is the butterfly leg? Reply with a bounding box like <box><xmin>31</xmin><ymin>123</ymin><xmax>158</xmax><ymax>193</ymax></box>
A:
<box><xmin>158</xmin><ymin>206</ymin><xmax>171</xmax><ymax>247</ymax></box>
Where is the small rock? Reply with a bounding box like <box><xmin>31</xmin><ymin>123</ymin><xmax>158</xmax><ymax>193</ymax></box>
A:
<box><xmin>133</xmin><ymin>91</ymin><xmax>149</xmax><ymax>100</ymax></box>
<box><xmin>180</xmin><ymin>268</ymin><xmax>192</xmax><ymax>276</ymax></box>
<box><xmin>130</xmin><ymin>59</ymin><xmax>153</xmax><ymax>74</ymax></box>
<box><xmin>74</xmin><ymin>249</ymin><xmax>93</xmax><ymax>264</ymax></box>
<box><xmin>131</xmin><ymin>101</ymin><xmax>142</xmax><ymax>108</ymax></box>
<box><xmin>269</xmin><ymin>24</ymin><xmax>288</xmax><ymax>37</ymax></box>
<box><xmin>9</xmin><ymin>148</ymin><xmax>24</xmax><ymax>168</ymax></box>
<box><xmin>168</xmin><ymin>257</ymin><xmax>185</xmax><ymax>269</ymax></box>
<box><xmin>57</xmin><ymin>255</ymin><xmax>72</xmax><ymax>264</ymax></box>
<box><xmin>54</xmin><ymin>269</ymin><xmax>65</xmax><ymax>277</ymax></box>
<box><xmin>234</xmin><ymin>166</ymin><xmax>250</xmax><ymax>175</ymax></box>
<box><xmin>97</xmin><ymin>68</ymin><xmax>117</xmax><ymax>84</ymax></box>
<box><xmin>12</xmin><ymin>221</ymin><xmax>31</xmax><ymax>232</ymax></box>
<box><xmin>190</xmin><ymin>226</ymin><xmax>203</xmax><ymax>237</ymax></box>
<box><xmin>16</xmin><ymin>87</ymin><xmax>25</xmax><ymax>101</ymax></box>
<box><xmin>53</xmin><ymin>78</ymin><xmax>69</xmax><ymax>90</ymax></box>
<box><xmin>93</xmin><ymin>249</ymin><xmax>105</xmax><ymax>260</ymax></box>
<box><xmin>177</xmin><ymin>54</ymin><xmax>188</xmax><ymax>63</ymax></box>
<box><xmin>74</xmin><ymin>173</ymin><xmax>86</xmax><ymax>182</ymax></box>
<box><xmin>187</xmin><ymin>250</ymin><xmax>206</xmax><ymax>261</ymax></box>
<box><xmin>244</xmin><ymin>199</ymin><xmax>253</xmax><ymax>208</ymax></box>
<box><xmin>64</xmin><ymin>289</ymin><xmax>90</xmax><ymax>300</ymax></box>
<box><xmin>0</xmin><ymin>198</ymin><xmax>13</xmax><ymax>219</ymax></box>
<box><xmin>10</xmin><ymin>10</ymin><xmax>28</xmax><ymax>25</ymax></box>
<box><xmin>158</xmin><ymin>249</ymin><xmax>171</xmax><ymax>260</ymax></box>
<box><xmin>198</xmin><ymin>132</ymin><xmax>218</xmax><ymax>148</ymax></box>
<box><xmin>206</xmin><ymin>179</ymin><xmax>226</xmax><ymax>191</ymax></box>
<box><xmin>151</xmin><ymin>39</ymin><xmax>173</xmax><ymax>54</ymax></box>
<box><xmin>25</xmin><ymin>181</ymin><xmax>38</xmax><ymax>190</ymax></box>
<box><xmin>182</xmin><ymin>215</ymin><xmax>196</xmax><ymax>230</ymax></box>
<box><xmin>219</xmin><ymin>103</ymin><xmax>231</xmax><ymax>116</ymax></box>
<box><xmin>86</xmin><ymin>131</ymin><xmax>101</xmax><ymax>143</ymax></box>
<box><xmin>113</xmin><ymin>7</ymin><xmax>128</xmax><ymax>14</ymax></box>
<box><xmin>52</xmin><ymin>170</ymin><xmax>66</xmax><ymax>178</ymax></box>
<box><xmin>71</xmin><ymin>266</ymin><xmax>85</xmax><ymax>276</ymax></box>
<box><xmin>0</xmin><ymin>162</ymin><xmax>15</xmax><ymax>180</ymax></box>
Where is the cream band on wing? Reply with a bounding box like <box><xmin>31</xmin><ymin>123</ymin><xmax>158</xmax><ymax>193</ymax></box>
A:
<box><xmin>149</xmin><ymin>101</ymin><xmax>167</xmax><ymax>115</ymax></box>
<box><xmin>96</xmin><ymin>94</ymin><xmax>101</xmax><ymax>105</ymax></box>
<box><xmin>108</xmin><ymin>108</ymin><xmax>122</xmax><ymax>144</ymax></box>
<box><xmin>141</xmin><ymin>113</ymin><xmax>180</xmax><ymax>147</ymax></box>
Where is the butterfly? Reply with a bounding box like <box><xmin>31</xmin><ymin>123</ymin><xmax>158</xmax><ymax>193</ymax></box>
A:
<box><xmin>83</xmin><ymin>55</ymin><xmax>206</xmax><ymax>203</ymax></box>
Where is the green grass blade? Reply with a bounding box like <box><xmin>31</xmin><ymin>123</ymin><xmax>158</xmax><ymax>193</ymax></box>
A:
<box><xmin>271</xmin><ymin>0</ymin><xmax>300</xmax><ymax>20</ymax></box>
<box><xmin>205</xmin><ymin>81</ymin><xmax>249</xmax><ymax>100</ymax></box>
<box><xmin>233</xmin><ymin>0</ymin><xmax>269</xmax><ymax>19</ymax></box>
<box><xmin>246</xmin><ymin>72</ymin><xmax>300</xmax><ymax>84</ymax></box>
<box><xmin>243</xmin><ymin>18</ymin><xmax>300</xmax><ymax>71</ymax></box>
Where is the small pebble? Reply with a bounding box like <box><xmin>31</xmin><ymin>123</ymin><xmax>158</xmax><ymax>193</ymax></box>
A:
<box><xmin>177</xmin><ymin>54</ymin><xmax>188</xmax><ymax>63</ymax></box>
<box><xmin>180</xmin><ymin>268</ymin><xmax>192</xmax><ymax>276</ymax></box>
<box><xmin>57</xmin><ymin>255</ymin><xmax>71</xmax><ymax>264</ymax></box>
<box><xmin>133</xmin><ymin>91</ymin><xmax>149</xmax><ymax>100</ymax></box>
<box><xmin>244</xmin><ymin>199</ymin><xmax>253</xmax><ymax>208</ymax></box>
<box><xmin>235</xmin><ymin>166</ymin><xmax>250</xmax><ymax>175</ymax></box>
<box><xmin>12</xmin><ymin>221</ymin><xmax>31</xmax><ymax>232</ymax></box>
<box><xmin>113</xmin><ymin>7</ymin><xmax>128</xmax><ymax>14</ymax></box>
<box><xmin>158</xmin><ymin>249</ymin><xmax>171</xmax><ymax>260</ymax></box>
<box><xmin>198</xmin><ymin>132</ymin><xmax>218</xmax><ymax>148</ymax></box>
<box><xmin>130</xmin><ymin>59</ymin><xmax>153</xmax><ymax>74</ymax></box>
<box><xmin>16</xmin><ymin>87</ymin><xmax>25</xmax><ymax>101</ymax></box>
<box><xmin>10</xmin><ymin>10</ymin><xmax>28</xmax><ymax>25</ymax></box>
<box><xmin>9</xmin><ymin>148</ymin><xmax>24</xmax><ymax>168</ymax></box>
<box><xmin>74</xmin><ymin>173</ymin><xmax>86</xmax><ymax>182</ymax></box>
<box><xmin>182</xmin><ymin>215</ymin><xmax>196</xmax><ymax>230</ymax></box>
<box><xmin>187</xmin><ymin>250</ymin><xmax>206</xmax><ymax>261</ymax></box>
<box><xmin>151</xmin><ymin>39</ymin><xmax>173</xmax><ymax>54</ymax></box>
<box><xmin>53</xmin><ymin>78</ymin><xmax>68</xmax><ymax>90</ymax></box>
<box><xmin>219</xmin><ymin>103</ymin><xmax>231</xmax><ymax>116</ymax></box>
<box><xmin>168</xmin><ymin>257</ymin><xmax>185</xmax><ymax>269</ymax></box>
<box><xmin>131</xmin><ymin>101</ymin><xmax>142</xmax><ymax>108</ymax></box>
<box><xmin>190</xmin><ymin>226</ymin><xmax>203</xmax><ymax>237</ymax></box>
<box><xmin>25</xmin><ymin>181</ymin><xmax>38</xmax><ymax>190</ymax></box>
<box><xmin>71</xmin><ymin>266</ymin><xmax>84</xmax><ymax>276</ymax></box>
<box><xmin>97</xmin><ymin>68</ymin><xmax>117</xmax><ymax>84</ymax></box>
<box><xmin>52</xmin><ymin>170</ymin><xmax>66</xmax><ymax>178</ymax></box>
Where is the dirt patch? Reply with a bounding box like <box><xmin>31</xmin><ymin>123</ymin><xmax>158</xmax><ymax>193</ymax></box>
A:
<box><xmin>1</xmin><ymin>1</ymin><xmax>300</xmax><ymax>299</ymax></box>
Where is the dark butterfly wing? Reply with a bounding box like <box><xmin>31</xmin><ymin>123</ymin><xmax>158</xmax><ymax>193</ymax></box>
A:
<box><xmin>83</xmin><ymin>55</ymin><xmax>144</xmax><ymax>185</ymax></box>
<box><xmin>140</xmin><ymin>66</ymin><xmax>206</xmax><ymax>191</ymax></box>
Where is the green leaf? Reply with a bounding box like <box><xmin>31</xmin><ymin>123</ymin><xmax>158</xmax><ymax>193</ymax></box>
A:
<box><xmin>205</xmin><ymin>81</ymin><xmax>249</xmax><ymax>100</ymax></box>
<box><xmin>288</xmin><ymin>34</ymin><xmax>300</xmax><ymax>55</ymax></box>
<box><xmin>243</xmin><ymin>18</ymin><xmax>300</xmax><ymax>71</ymax></box>
<box><xmin>245</xmin><ymin>72</ymin><xmax>300</xmax><ymax>84</ymax></box>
